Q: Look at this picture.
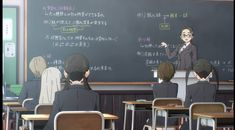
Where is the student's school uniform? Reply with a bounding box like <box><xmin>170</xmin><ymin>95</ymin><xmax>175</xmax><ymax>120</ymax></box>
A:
<box><xmin>146</xmin><ymin>81</ymin><xmax>179</xmax><ymax>126</ymax></box>
<box><xmin>18</xmin><ymin>79</ymin><xmax>41</xmax><ymax>110</ymax></box>
<box><xmin>153</xmin><ymin>81</ymin><xmax>178</xmax><ymax>98</ymax></box>
<box><xmin>184</xmin><ymin>81</ymin><xmax>217</xmax><ymax>107</ymax></box>
<box><xmin>43</xmin><ymin>85</ymin><xmax>99</xmax><ymax>130</ymax></box>
<box><xmin>181</xmin><ymin>81</ymin><xmax>217</xmax><ymax>130</ymax></box>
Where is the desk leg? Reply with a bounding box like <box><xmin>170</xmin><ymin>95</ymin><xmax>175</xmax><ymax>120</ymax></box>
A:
<box><xmin>196</xmin><ymin>117</ymin><xmax>200</xmax><ymax>130</ymax></box>
<box><xmin>212</xmin><ymin>119</ymin><xmax>217</xmax><ymax>130</ymax></box>
<box><xmin>123</xmin><ymin>104</ymin><xmax>127</xmax><ymax>130</ymax></box>
<box><xmin>15</xmin><ymin>112</ymin><xmax>19</xmax><ymax>130</ymax></box>
<box><xmin>152</xmin><ymin>109</ymin><xmax>156</xmax><ymax>130</ymax></box>
<box><xmin>111</xmin><ymin>120</ymin><xmax>115</xmax><ymax>130</ymax></box>
<box><xmin>29</xmin><ymin>121</ymin><xmax>34</xmax><ymax>130</ymax></box>
<box><xmin>164</xmin><ymin>111</ymin><xmax>168</xmax><ymax>130</ymax></box>
<box><xmin>6</xmin><ymin>106</ymin><xmax>9</xmax><ymax>130</ymax></box>
<box><xmin>131</xmin><ymin>105</ymin><xmax>135</xmax><ymax>130</ymax></box>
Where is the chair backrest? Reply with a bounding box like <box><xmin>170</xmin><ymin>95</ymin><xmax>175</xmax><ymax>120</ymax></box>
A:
<box><xmin>151</xmin><ymin>98</ymin><xmax>183</xmax><ymax>129</ymax></box>
<box><xmin>22</xmin><ymin>98</ymin><xmax>33</xmax><ymax>107</ymax></box>
<box><xmin>152</xmin><ymin>98</ymin><xmax>183</xmax><ymax>106</ymax></box>
<box><xmin>34</xmin><ymin>104</ymin><xmax>53</xmax><ymax>114</ymax></box>
<box><xmin>189</xmin><ymin>102</ymin><xmax>226</xmax><ymax>130</ymax></box>
<box><xmin>54</xmin><ymin>111</ymin><xmax>104</xmax><ymax>130</ymax></box>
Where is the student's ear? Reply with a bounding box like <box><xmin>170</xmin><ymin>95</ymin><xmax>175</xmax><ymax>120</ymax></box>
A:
<box><xmin>84</xmin><ymin>70</ymin><xmax>90</xmax><ymax>78</ymax></box>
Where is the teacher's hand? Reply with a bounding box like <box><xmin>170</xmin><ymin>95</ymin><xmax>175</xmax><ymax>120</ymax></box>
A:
<box><xmin>160</xmin><ymin>42</ymin><xmax>168</xmax><ymax>48</ymax></box>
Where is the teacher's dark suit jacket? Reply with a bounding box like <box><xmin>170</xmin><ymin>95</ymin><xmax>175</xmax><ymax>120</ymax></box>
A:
<box><xmin>180</xmin><ymin>81</ymin><xmax>217</xmax><ymax>130</ymax></box>
<box><xmin>18</xmin><ymin>79</ymin><xmax>41</xmax><ymax>110</ymax></box>
<box><xmin>165</xmin><ymin>43</ymin><xmax>197</xmax><ymax>70</ymax></box>
<box><xmin>43</xmin><ymin>85</ymin><xmax>99</xmax><ymax>130</ymax></box>
<box><xmin>147</xmin><ymin>81</ymin><xmax>178</xmax><ymax>126</ymax></box>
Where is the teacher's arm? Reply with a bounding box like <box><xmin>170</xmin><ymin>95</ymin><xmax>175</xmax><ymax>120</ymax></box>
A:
<box><xmin>165</xmin><ymin>44</ymin><xmax>180</xmax><ymax>59</ymax></box>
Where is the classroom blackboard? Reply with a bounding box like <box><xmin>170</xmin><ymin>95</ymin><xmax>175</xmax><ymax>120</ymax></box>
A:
<box><xmin>26</xmin><ymin>0</ymin><xmax>234</xmax><ymax>82</ymax></box>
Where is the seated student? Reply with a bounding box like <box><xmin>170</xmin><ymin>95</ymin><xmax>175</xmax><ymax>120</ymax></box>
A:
<box><xmin>145</xmin><ymin>61</ymin><xmax>179</xmax><ymax>129</ymax></box>
<box><xmin>153</xmin><ymin>61</ymin><xmax>178</xmax><ymax>98</ymax></box>
<box><xmin>31</xmin><ymin>67</ymin><xmax>62</xmax><ymax>130</ymax></box>
<box><xmin>43</xmin><ymin>53</ymin><xmax>99</xmax><ymax>130</ymax></box>
<box><xmin>39</xmin><ymin>67</ymin><xmax>62</xmax><ymax>104</ymax></box>
<box><xmin>18</xmin><ymin>56</ymin><xmax>47</xmax><ymax>110</ymax></box>
<box><xmin>180</xmin><ymin>59</ymin><xmax>218</xmax><ymax>130</ymax></box>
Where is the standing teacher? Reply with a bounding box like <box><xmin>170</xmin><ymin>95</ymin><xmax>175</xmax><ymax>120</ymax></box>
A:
<box><xmin>161</xmin><ymin>26</ymin><xmax>197</xmax><ymax>70</ymax></box>
<box><xmin>160</xmin><ymin>26</ymin><xmax>198</xmax><ymax>102</ymax></box>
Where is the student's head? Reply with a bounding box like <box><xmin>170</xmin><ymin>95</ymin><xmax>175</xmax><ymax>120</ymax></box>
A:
<box><xmin>64</xmin><ymin>53</ymin><xmax>90</xmax><ymax>82</ymax></box>
<box><xmin>193</xmin><ymin>59</ymin><xmax>212</xmax><ymax>79</ymax></box>
<box><xmin>180</xmin><ymin>26</ymin><xmax>194</xmax><ymax>43</ymax></box>
<box><xmin>157</xmin><ymin>61</ymin><xmax>175</xmax><ymax>82</ymax></box>
<box><xmin>29</xmin><ymin>56</ymin><xmax>47</xmax><ymax>78</ymax></box>
<box><xmin>39</xmin><ymin>67</ymin><xmax>62</xmax><ymax>104</ymax></box>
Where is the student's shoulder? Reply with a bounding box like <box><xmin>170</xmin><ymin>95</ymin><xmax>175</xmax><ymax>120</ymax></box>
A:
<box><xmin>24</xmin><ymin>80</ymin><xmax>40</xmax><ymax>87</ymax></box>
<box><xmin>186</xmin><ymin>83</ymin><xmax>198</xmax><ymax>89</ymax></box>
<box><xmin>54</xmin><ymin>88</ymin><xmax>68</xmax><ymax>96</ymax></box>
<box><xmin>172</xmin><ymin>82</ymin><xmax>178</xmax><ymax>86</ymax></box>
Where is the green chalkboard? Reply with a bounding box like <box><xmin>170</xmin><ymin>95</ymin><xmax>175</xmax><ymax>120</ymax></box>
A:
<box><xmin>26</xmin><ymin>0</ymin><xmax>233</xmax><ymax>82</ymax></box>
<box><xmin>3</xmin><ymin>6</ymin><xmax>18</xmax><ymax>85</ymax></box>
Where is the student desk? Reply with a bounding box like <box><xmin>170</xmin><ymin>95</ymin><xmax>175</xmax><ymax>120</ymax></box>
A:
<box><xmin>21</xmin><ymin>113</ymin><xmax>119</xmax><ymax>130</ymax></box>
<box><xmin>3</xmin><ymin>102</ymin><xmax>21</xmax><ymax>130</ymax></box>
<box><xmin>194</xmin><ymin>112</ymin><xmax>234</xmax><ymax>130</ymax></box>
<box><xmin>152</xmin><ymin>105</ymin><xmax>189</xmax><ymax>130</ymax></box>
<box><xmin>11</xmin><ymin>107</ymin><xmax>33</xmax><ymax>130</ymax></box>
<box><xmin>122</xmin><ymin>101</ymin><xmax>152</xmax><ymax>130</ymax></box>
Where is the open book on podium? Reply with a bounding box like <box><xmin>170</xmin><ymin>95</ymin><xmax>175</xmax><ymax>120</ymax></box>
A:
<box><xmin>153</xmin><ymin>70</ymin><xmax>212</xmax><ymax>102</ymax></box>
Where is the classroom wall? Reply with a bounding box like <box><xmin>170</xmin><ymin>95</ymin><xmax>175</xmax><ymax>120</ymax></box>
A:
<box><xmin>3</xmin><ymin>0</ymin><xmax>24</xmax><ymax>85</ymax></box>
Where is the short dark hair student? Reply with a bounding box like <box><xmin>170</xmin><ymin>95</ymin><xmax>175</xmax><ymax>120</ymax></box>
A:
<box><xmin>153</xmin><ymin>61</ymin><xmax>178</xmax><ymax>98</ymax></box>
<box><xmin>181</xmin><ymin>59</ymin><xmax>218</xmax><ymax>130</ymax></box>
<box><xmin>43</xmin><ymin>53</ymin><xmax>99</xmax><ymax>130</ymax></box>
<box><xmin>184</xmin><ymin>58</ymin><xmax>218</xmax><ymax>107</ymax></box>
<box><xmin>145</xmin><ymin>61</ymin><xmax>179</xmax><ymax>128</ymax></box>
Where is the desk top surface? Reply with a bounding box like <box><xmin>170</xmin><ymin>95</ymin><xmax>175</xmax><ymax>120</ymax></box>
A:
<box><xmin>22</xmin><ymin>114</ymin><xmax>49</xmax><ymax>121</ymax></box>
<box><xmin>11</xmin><ymin>107</ymin><xmax>31</xmax><ymax>112</ymax></box>
<box><xmin>152</xmin><ymin>105</ymin><xmax>189</xmax><ymax>110</ymax></box>
<box><xmin>103</xmin><ymin>113</ymin><xmax>119</xmax><ymax>120</ymax></box>
<box><xmin>194</xmin><ymin>112</ymin><xmax>234</xmax><ymax>118</ymax></box>
<box><xmin>123</xmin><ymin>101</ymin><xmax>152</xmax><ymax>105</ymax></box>
<box><xmin>21</xmin><ymin>113</ymin><xmax>119</xmax><ymax>121</ymax></box>
<box><xmin>3</xmin><ymin>101</ymin><xmax>21</xmax><ymax>106</ymax></box>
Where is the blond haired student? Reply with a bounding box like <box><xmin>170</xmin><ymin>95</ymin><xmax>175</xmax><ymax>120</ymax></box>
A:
<box><xmin>39</xmin><ymin>67</ymin><xmax>62</xmax><ymax>104</ymax></box>
<box><xmin>18</xmin><ymin>56</ymin><xmax>47</xmax><ymax>110</ymax></box>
